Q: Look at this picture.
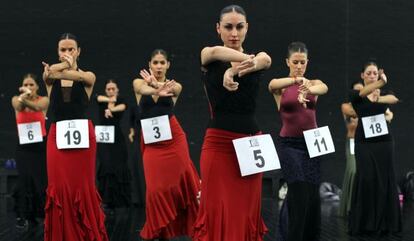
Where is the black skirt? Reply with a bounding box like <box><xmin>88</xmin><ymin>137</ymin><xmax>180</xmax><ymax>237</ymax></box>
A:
<box><xmin>96</xmin><ymin>127</ymin><xmax>131</xmax><ymax>208</ymax></box>
<box><xmin>348</xmin><ymin>139</ymin><xmax>402</xmax><ymax>235</ymax></box>
<box><xmin>13</xmin><ymin>141</ymin><xmax>47</xmax><ymax>219</ymax></box>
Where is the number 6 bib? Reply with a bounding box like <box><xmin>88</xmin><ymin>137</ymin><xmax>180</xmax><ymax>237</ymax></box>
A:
<box><xmin>232</xmin><ymin>134</ymin><xmax>281</xmax><ymax>176</ymax></box>
<box><xmin>303</xmin><ymin>126</ymin><xmax>335</xmax><ymax>158</ymax></box>
<box><xmin>17</xmin><ymin>121</ymin><xmax>43</xmax><ymax>144</ymax></box>
<box><xmin>361</xmin><ymin>113</ymin><xmax>388</xmax><ymax>138</ymax></box>
<box><xmin>140</xmin><ymin>115</ymin><xmax>172</xmax><ymax>144</ymax></box>
<box><xmin>56</xmin><ymin>119</ymin><xmax>89</xmax><ymax>149</ymax></box>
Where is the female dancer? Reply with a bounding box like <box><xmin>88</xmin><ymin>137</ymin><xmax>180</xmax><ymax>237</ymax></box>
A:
<box><xmin>338</xmin><ymin>81</ymin><xmax>363</xmax><ymax>217</ymax></box>
<box><xmin>348</xmin><ymin>61</ymin><xmax>401</xmax><ymax>235</ymax></box>
<box><xmin>268</xmin><ymin>42</ymin><xmax>328</xmax><ymax>241</ymax></box>
<box><xmin>42</xmin><ymin>33</ymin><xmax>108</xmax><ymax>241</ymax></box>
<box><xmin>11</xmin><ymin>73</ymin><xmax>49</xmax><ymax>228</ymax></box>
<box><xmin>96</xmin><ymin>79</ymin><xmax>131</xmax><ymax>211</ymax></box>
<box><xmin>193</xmin><ymin>5</ymin><xmax>272</xmax><ymax>241</ymax></box>
<box><xmin>133</xmin><ymin>49</ymin><xmax>200</xmax><ymax>241</ymax></box>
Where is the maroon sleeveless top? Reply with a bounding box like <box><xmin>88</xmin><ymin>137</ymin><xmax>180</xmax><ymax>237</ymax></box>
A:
<box><xmin>279</xmin><ymin>84</ymin><xmax>317</xmax><ymax>137</ymax></box>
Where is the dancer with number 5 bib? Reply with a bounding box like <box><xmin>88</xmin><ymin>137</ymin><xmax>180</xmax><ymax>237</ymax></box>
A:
<box><xmin>348</xmin><ymin>61</ymin><xmax>401</xmax><ymax>235</ymax></box>
<box><xmin>42</xmin><ymin>33</ymin><xmax>108</xmax><ymax>241</ymax></box>
<box><xmin>194</xmin><ymin>5</ymin><xmax>272</xmax><ymax>241</ymax></box>
<box><xmin>268</xmin><ymin>42</ymin><xmax>328</xmax><ymax>241</ymax></box>
<box><xmin>133</xmin><ymin>49</ymin><xmax>200</xmax><ymax>241</ymax></box>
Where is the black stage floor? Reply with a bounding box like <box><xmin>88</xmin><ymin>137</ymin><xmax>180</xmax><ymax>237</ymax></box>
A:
<box><xmin>0</xmin><ymin>198</ymin><xmax>413</xmax><ymax>241</ymax></box>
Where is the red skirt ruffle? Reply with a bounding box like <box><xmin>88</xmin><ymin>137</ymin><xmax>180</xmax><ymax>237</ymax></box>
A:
<box><xmin>193</xmin><ymin>128</ymin><xmax>268</xmax><ymax>241</ymax></box>
<box><xmin>45</xmin><ymin>121</ymin><xmax>108</xmax><ymax>241</ymax></box>
<box><xmin>140</xmin><ymin>116</ymin><xmax>200</xmax><ymax>239</ymax></box>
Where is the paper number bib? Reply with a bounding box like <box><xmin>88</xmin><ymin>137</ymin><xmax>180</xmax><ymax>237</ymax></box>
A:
<box><xmin>17</xmin><ymin>121</ymin><xmax>43</xmax><ymax>144</ymax></box>
<box><xmin>140</xmin><ymin>115</ymin><xmax>172</xmax><ymax>144</ymax></box>
<box><xmin>232</xmin><ymin>134</ymin><xmax>281</xmax><ymax>176</ymax></box>
<box><xmin>56</xmin><ymin>119</ymin><xmax>89</xmax><ymax>149</ymax></box>
<box><xmin>95</xmin><ymin>125</ymin><xmax>115</xmax><ymax>143</ymax></box>
<box><xmin>361</xmin><ymin>114</ymin><xmax>389</xmax><ymax>138</ymax></box>
<box><xmin>303</xmin><ymin>126</ymin><xmax>335</xmax><ymax>158</ymax></box>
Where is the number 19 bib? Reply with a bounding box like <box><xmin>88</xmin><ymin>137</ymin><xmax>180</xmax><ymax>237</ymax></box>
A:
<box><xmin>361</xmin><ymin>114</ymin><xmax>388</xmax><ymax>138</ymax></box>
<box><xmin>56</xmin><ymin>119</ymin><xmax>89</xmax><ymax>149</ymax></box>
<box><xmin>140</xmin><ymin>115</ymin><xmax>172</xmax><ymax>144</ymax></box>
<box><xmin>303</xmin><ymin>126</ymin><xmax>335</xmax><ymax>158</ymax></box>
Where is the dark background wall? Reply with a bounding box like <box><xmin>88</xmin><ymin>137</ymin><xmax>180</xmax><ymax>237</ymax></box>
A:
<box><xmin>0</xmin><ymin>0</ymin><xmax>413</xmax><ymax>186</ymax></box>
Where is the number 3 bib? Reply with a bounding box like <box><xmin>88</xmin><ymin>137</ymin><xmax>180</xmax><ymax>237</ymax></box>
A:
<box><xmin>361</xmin><ymin>113</ymin><xmax>388</xmax><ymax>138</ymax></box>
<box><xmin>56</xmin><ymin>119</ymin><xmax>90</xmax><ymax>149</ymax></box>
<box><xmin>140</xmin><ymin>115</ymin><xmax>172</xmax><ymax>144</ymax></box>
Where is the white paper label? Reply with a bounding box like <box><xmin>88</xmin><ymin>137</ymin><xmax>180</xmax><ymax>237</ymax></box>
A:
<box><xmin>361</xmin><ymin>114</ymin><xmax>389</xmax><ymax>138</ymax></box>
<box><xmin>232</xmin><ymin>134</ymin><xmax>281</xmax><ymax>176</ymax></box>
<box><xmin>56</xmin><ymin>119</ymin><xmax>89</xmax><ymax>149</ymax></box>
<box><xmin>303</xmin><ymin>126</ymin><xmax>335</xmax><ymax>158</ymax></box>
<box><xmin>95</xmin><ymin>125</ymin><xmax>115</xmax><ymax>143</ymax></box>
<box><xmin>140</xmin><ymin>115</ymin><xmax>172</xmax><ymax>144</ymax></box>
<box><xmin>17</xmin><ymin>121</ymin><xmax>43</xmax><ymax>144</ymax></box>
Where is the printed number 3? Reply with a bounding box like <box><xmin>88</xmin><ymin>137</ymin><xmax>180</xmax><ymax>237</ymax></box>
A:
<box><xmin>153</xmin><ymin>126</ymin><xmax>161</xmax><ymax>139</ymax></box>
<box><xmin>253</xmin><ymin>149</ymin><xmax>265</xmax><ymax>168</ymax></box>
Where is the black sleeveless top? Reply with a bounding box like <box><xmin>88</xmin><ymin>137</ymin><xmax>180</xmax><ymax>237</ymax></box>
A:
<box><xmin>139</xmin><ymin>95</ymin><xmax>174</xmax><ymax>119</ymax></box>
<box><xmin>48</xmin><ymin>80</ymin><xmax>89</xmax><ymax>122</ymax></box>
<box><xmin>202</xmin><ymin>60</ymin><xmax>262</xmax><ymax>134</ymax></box>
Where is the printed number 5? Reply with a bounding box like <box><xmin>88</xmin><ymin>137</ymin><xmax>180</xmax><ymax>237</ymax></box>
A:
<box><xmin>253</xmin><ymin>149</ymin><xmax>265</xmax><ymax>168</ymax></box>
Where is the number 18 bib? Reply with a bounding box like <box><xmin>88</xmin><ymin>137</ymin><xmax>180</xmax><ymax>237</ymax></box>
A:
<box><xmin>361</xmin><ymin>114</ymin><xmax>388</xmax><ymax>138</ymax></box>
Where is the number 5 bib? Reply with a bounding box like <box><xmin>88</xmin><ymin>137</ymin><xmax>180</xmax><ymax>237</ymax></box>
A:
<box><xmin>361</xmin><ymin>113</ymin><xmax>388</xmax><ymax>138</ymax></box>
<box><xmin>303</xmin><ymin>126</ymin><xmax>335</xmax><ymax>158</ymax></box>
<box><xmin>232</xmin><ymin>134</ymin><xmax>281</xmax><ymax>176</ymax></box>
<box><xmin>140</xmin><ymin>115</ymin><xmax>172</xmax><ymax>144</ymax></box>
<box><xmin>56</xmin><ymin>119</ymin><xmax>90</xmax><ymax>149</ymax></box>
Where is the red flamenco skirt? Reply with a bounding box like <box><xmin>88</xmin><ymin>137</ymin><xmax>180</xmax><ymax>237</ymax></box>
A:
<box><xmin>140</xmin><ymin>116</ymin><xmax>200</xmax><ymax>240</ymax></box>
<box><xmin>45</xmin><ymin>120</ymin><xmax>108</xmax><ymax>241</ymax></box>
<box><xmin>193</xmin><ymin>128</ymin><xmax>268</xmax><ymax>241</ymax></box>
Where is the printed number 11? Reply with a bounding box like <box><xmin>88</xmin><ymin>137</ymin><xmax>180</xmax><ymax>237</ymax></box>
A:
<box><xmin>314</xmin><ymin>137</ymin><xmax>327</xmax><ymax>153</ymax></box>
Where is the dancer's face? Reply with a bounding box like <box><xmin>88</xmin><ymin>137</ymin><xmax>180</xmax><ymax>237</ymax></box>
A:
<box><xmin>22</xmin><ymin>77</ymin><xmax>38</xmax><ymax>95</ymax></box>
<box><xmin>217</xmin><ymin>12</ymin><xmax>248</xmax><ymax>51</ymax></box>
<box><xmin>149</xmin><ymin>54</ymin><xmax>170</xmax><ymax>80</ymax></box>
<box><xmin>361</xmin><ymin>65</ymin><xmax>379</xmax><ymax>85</ymax></box>
<box><xmin>58</xmin><ymin>39</ymin><xmax>80</xmax><ymax>64</ymax></box>
<box><xmin>286</xmin><ymin>52</ymin><xmax>308</xmax><ymax>77</ymax></box>
<box><xmin>105</xmin><ymin>82</ymin><xmax>119</xmax><ymax>97</ymax></box>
